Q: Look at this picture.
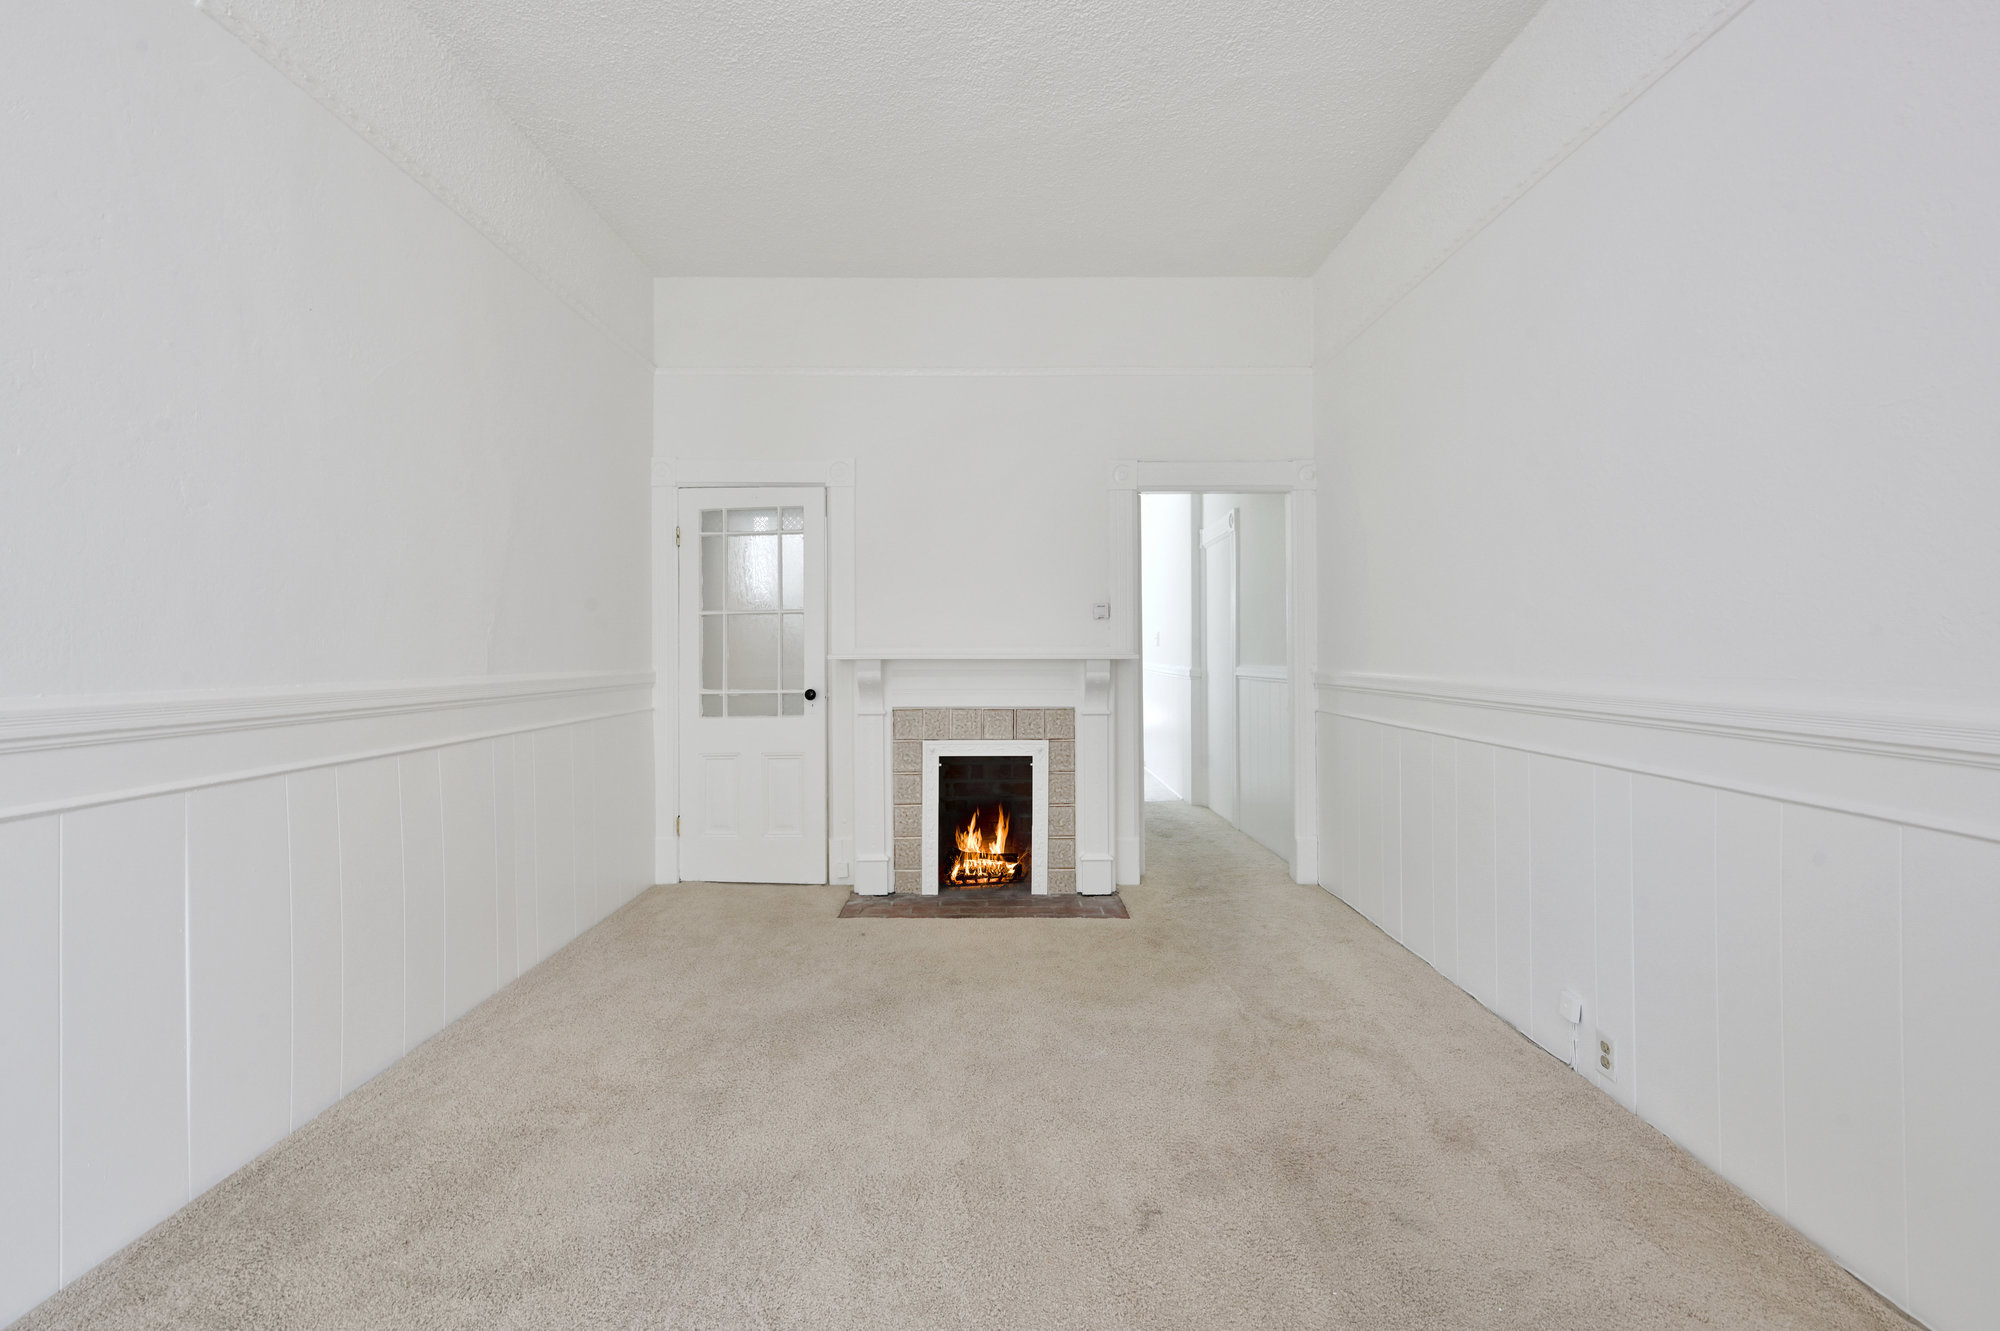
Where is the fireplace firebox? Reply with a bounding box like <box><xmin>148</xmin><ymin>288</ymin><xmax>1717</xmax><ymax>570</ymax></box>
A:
<box><xmin>936</xmin><ymin>754</ymin><xmax>1033</xmax><ymax>889</ymax></box>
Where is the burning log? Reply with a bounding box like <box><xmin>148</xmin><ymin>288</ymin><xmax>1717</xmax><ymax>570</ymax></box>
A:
<box><xmin>948</xmin><ymin>804</ymin><xmax>1025</xmax><ymax>886</ymax></box>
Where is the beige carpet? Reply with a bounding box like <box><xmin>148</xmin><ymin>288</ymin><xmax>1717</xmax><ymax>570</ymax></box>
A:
<box><xmin>22</xmin><ymin>802</ymin><xmax>1910</xmax><ymax>1330</ymax></box>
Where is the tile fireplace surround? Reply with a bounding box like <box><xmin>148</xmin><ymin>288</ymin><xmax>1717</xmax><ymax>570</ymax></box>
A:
<box><xmin>892</xmin><ymin>708</ymin><xmax>1075</xmax><ymax>893</ymax></box>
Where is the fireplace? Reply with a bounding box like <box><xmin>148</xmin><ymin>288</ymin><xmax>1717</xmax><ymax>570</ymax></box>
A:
<box><xmin>902</xmin><ymin>710</ymin><xmax>1072</xmax><ymax>895</ymax></box>
<box><xmin>937</xmin><ymin>754</ymin><xmax>1033</xmax><ymax>889</ymax></box>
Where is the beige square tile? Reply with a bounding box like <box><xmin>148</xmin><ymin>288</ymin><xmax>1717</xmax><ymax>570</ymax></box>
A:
<box><xmin>892</xmin><ymin>805</ymin><xmax>921</xmax><ymax>839</ymax></box>
<box><xmin>982</xmin><ymin>709</ymin><xmax>1013</xmax><ymax>739</ymax></box>
<box><xmin>893</xmin><ymin>838</ymin><xmax>921</xmax><ymax>871</ymax></box>
<box><xmin>892</xmin><ymin>773</ymin><xmax>922</xmax><ymax>805</ymax></box>
<box><xmin>894</xmin><ymin>870</ymin><xmax>922</xmax><ymax>895</ymax></box>
<box><xmin>1046</xmin><ymin>708</ymin><xmax>1075</xmax><ymax>739</ymax></box>
<box><xmin>1014</xmin><ymin>709</ymin><xmax>1045</xmax><ymax>739</ymax></box>
<box><xmin>1050</xmin><ymin>740</ymin><xmax>1074</xmax><ymax>772</ymax></box>
<box><xmin>1050</xmin><ymin>773</ymin><xmax>1075</xmax><ymax>805</ymax></box>
<box><xmin>893</xmin><ymin>740</ymin><xmax>922</xmax><ymax>773</ymax></box>
<box><xmin>1048</xmin><ymin>838</ymin><xmax>1076</xmax><ymax>868</ymax></box>
<box><xmin>921</xmin><ymin>708</ymin><xmax>949</xmax><ymax>740</ymax></box>
<box><xmin>1048</xmin><ymin>804</ymin><xmax>1075</xmax><ymax>836</ymax></box>
<box><xmin>892</xmin><ymin>709</ymin><xmax>921</xmax><ymax>740</ymax></box>
<box><xmin>1047</xmin><ymin>868</ymin><xmax>1077</xmax><ymax>894</ymax></box>
<box><xmin>947</xmin><ymin>708</ymin><xmax>980</xmax><ymax>739</ymax></box>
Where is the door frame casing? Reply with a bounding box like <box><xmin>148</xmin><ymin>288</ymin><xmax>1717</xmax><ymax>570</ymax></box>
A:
<box><xmin>650</xmin><ymin>458</ymin><xmax>856</xmax><ymax>884</ymax></box>
<box><xmin>1110</xmin><ymin>459</ymin><xmax>1318</xmax><ymax>885</ymax></box>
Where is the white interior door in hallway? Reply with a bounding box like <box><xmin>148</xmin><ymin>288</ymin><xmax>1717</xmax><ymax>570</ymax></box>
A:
<box><xmin>1201</xmin><ymin>508</ymin><xmax>1239</xmax><ymax>825</ymax></box>
<box><xmin>677</xmin><ymin>487</ymin><xmax>827</xmax><ymax>882</ymax></box>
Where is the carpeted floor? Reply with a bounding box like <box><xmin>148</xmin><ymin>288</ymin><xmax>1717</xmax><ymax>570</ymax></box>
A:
<box><xmin>20</xmin><ymin>801</ymin><xmax>1909</xmax><ymax>1330</ymax></box>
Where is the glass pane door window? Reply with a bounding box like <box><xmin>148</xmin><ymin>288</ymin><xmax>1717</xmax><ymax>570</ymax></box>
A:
<box><xmin>698</xmin><ymin>505</ymin><xmax>808</xmax><ymax>717</ymax></box>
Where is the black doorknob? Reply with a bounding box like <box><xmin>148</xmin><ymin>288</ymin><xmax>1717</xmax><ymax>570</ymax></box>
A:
<box><xmin>804</xmin><ymin>688</ymin><xmax>817</xmax><ymax>701</ymax></box>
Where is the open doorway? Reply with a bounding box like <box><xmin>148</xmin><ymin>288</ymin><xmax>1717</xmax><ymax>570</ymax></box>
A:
<box><xmin>1139</xmin><ymin>492</ymin><xmax>1293</xmax><ymax>861</ymax></box>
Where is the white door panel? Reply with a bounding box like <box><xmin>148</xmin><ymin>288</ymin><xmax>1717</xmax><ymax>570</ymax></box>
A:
<box><xmin>679</xmin><ymin>488</ymin><xmax>827</xmax><ymax>882</ymax></box>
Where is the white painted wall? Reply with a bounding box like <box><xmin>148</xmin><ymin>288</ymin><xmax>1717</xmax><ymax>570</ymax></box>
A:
<box><xmin>1</xmin><ymin>0</ymin><xmax>652</xmax><ymax>700</ymax></box>
<box><xmin>657</xmin><ymin>278</ymin><xmax>1312</xmax><ymax>886</ymax></box>
<box><xmin>656</xmin><ymin>279</ymin><xmax>1312</xmax><ymax>657</ymax></box>
<box><xmin>1140</xmin><ymin>493</ymin><xmax>1194</xmax><ymax>798</ymax></box>
<box><xmin>0</xmin><ymin>3</ymin><xmax>654</xmax><ymax>1321</ymax></box>
<box><xmin>1314</xmin><ymin>3</ymin><xmax>2000</xmax><ymax>1327</ymax></box>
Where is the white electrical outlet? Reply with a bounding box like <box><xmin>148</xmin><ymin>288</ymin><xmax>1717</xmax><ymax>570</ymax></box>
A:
<box><xmin>1594</xmin><ymin>1031</ymin><xmax>1617</xmax><ymax>1082</ymax></box>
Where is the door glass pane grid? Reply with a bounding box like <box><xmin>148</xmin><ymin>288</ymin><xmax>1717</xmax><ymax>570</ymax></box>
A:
<box><xmin>700</xmin><ymin>506</ymin><xmax>808</xmax><ymax>717</ymax></box>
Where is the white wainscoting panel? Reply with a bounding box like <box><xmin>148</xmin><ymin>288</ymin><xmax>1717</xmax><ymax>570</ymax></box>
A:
<box><xmin>1901</xmin><ymin>829</ymin><xmax>2000</xmax><ymax>1329</ymax></box>
<box><xmin>1452</xmin><ymin>741</ymin><xmax>1499</xmax><ymax>1010</ymax></box>
<box><xmin>59</xmin><ymin>795</ymin><xmax>189</xmax><ymax>1282</ymax></box>
<box><xmin>339</xmin><ymin>757</ymin><xmax>407</xmax><ymax>1094</ymax></box>
<box><xmin>1236</xmin><ymin>668</ymin><xmax>1292</xmax><ymax>862</ymax></box>
<box><xmin>493</xmin><ymin>742</ymin><xmax>522</xmax><ymax>987</ymax></box>
<box><xmin>1630</xmin><ymin>775</ymin><xmax>1720</xmax><ymax>1165</ymax></box>
<box><xmin>509</xmin><ymin>732</ymin><xmax>542</xmax><ymax>971</ymax></box>
<box><xmin>1399</xmin><ymin>730</ymin><xmax>1436</xmax><ymax>967</ymax></box>
<box><xmin>1492</xmin><ymin>745</ymin><xmax>1533</xmax><ymax>1034</ymax></box>
<box><xmin>0</xmin><ymin>679</ymin><xmax>653</xmax><ymax>1321</ymax></box>
<box><xmin>1712</xmin><ymin>790</ymin><xmax>1787</xmax><ymax>1217</ymax></box>
<box><xmin>1778</xmin><ymin>806</ymin><xmax>1906</xmax><ymax>1306</ymax></box>
<box><xmin>534</xmin><ymin>727</ymin><xmax>578</xmax><ymax>955</ymax></box>
<box><xmin>1431</xmin><ymin>741</ymin><xmax>1459</xmax><ymax>986</ymax></box>
<box><xmin>0</xmin><ymin>817</ymin><xmax>60</xmax><ymax>1326</ymax></box>
<box><xmin>1320</xmin><ymin>687</ymin><xmax>2000</xmax><ymax>1330</ymax></box>
<box><xmin>440</xmin><ymin>741</ymin><xmax>500</xmax><ymax>1024</ymax></box>
<box><xmin>1590</xmin><ymin>768</ymin><xmax>1635</xmax><ymax>1113</ymax></box>
<box><xmin>286</xmin><ymin>769</ymin><xmax>343</xmax><ymax>1128</ymax></box>
<box><xmin>187</xmin><ymin>778</ymin><xmax>293</xmax><ymax>1196</ymax></box>
<box><xmin>401</xmin><ymin>751</ymin><xmax>448</xmax><ymax>1052</ymax></box>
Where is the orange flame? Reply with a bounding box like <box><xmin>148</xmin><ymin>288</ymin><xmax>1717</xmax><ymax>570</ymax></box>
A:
<box><xmin>948</xmin><ymin>804</ymin><xmax>1023</xmax><ymax>886</ymax></box>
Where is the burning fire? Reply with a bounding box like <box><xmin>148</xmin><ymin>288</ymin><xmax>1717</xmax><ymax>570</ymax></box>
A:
<box><xmin>948</xmin><ymin>804</ymin><xmax>1023</xmax><ymax>887</ymax></box>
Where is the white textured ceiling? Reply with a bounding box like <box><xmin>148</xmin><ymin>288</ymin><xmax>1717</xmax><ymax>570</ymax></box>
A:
<box><xmin>399</xmin><ymin>0</ymin><xmax>1545</xmax><ymax>277</ymax></box>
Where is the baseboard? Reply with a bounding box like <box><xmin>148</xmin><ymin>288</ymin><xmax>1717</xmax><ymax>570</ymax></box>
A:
<box><xmin>1290</xmin><ymin>834</ymin><xmax>1319</xmax><ymax>886</ymax></box>
<box><xmin>1115</xmin><ymin>835</ymin><xmax>1143</xmax><ymax>885</ymax></box>
<box><xmin>854</xmin><ymin>855</ymin><xmax>892</xmax><ymax>896</ymax></box>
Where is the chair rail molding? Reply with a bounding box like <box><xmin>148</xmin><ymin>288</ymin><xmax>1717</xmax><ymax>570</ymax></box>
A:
<box><xmin>1321</xmin><ymin>671</ymin><xmax>2000</xmax><ymax>843</ymax></box>
<box><xmin>0</xmin><ymin>671</ymin><xmax>652</xmax><ymax>822</ymax></box>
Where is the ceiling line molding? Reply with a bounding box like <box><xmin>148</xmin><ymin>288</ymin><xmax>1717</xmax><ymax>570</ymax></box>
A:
<box><xmin>0</xmin><ymin>671</ymin><xmax>654</xmax><ymax>756</ymax></box>
<box><xmin>196</xmin><ymin>0</ymin><xmax>653</xmax><ymax>364</ymax></box>
<box><xmin>1319</xmin><ymin>672</ymin><xmax>2000</xmax><ymax>771</ymax></box>
<box><xmin>1313</xmin><ymin>0</ymin><xmax>1757</xmax><ymax>357</ymax></box>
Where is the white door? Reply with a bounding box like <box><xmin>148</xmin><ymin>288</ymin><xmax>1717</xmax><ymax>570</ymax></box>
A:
<box><xmin>678</xmin><ymin>487</ymin><xmax>827</xmax><ymax>883</ymax></box>
<box><xmin>1201</xmin><ymin>508</ymin><xmax>1239</xmax><ymax>824</ymax></box>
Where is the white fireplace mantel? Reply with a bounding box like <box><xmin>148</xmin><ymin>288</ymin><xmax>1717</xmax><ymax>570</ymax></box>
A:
<box><xmin>847</xmin><ymin>656</ymin><xmax>1121</xmax><ymax>897</ymax></box>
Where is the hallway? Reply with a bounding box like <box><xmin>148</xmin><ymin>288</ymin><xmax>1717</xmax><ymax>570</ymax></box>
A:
<box><xmin>24</xmin><ymin>804</ymin><xmax>1902</xmax><ymax>1330</ymax></box>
